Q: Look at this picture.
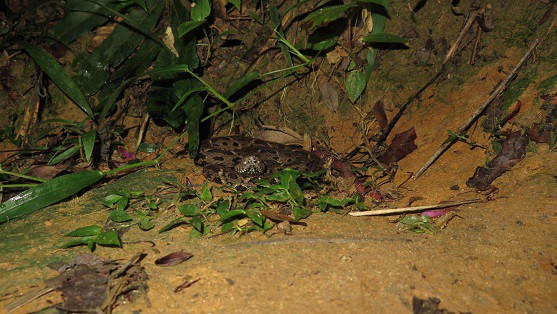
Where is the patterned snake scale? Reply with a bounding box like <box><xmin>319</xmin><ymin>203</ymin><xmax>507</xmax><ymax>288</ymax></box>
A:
<box><xmin>196</xmin><ymin>136</ymin><xmax>323</xmax><ymax>185</ymax></box>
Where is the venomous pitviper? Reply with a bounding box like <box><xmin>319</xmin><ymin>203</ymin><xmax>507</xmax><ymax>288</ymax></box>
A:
<box><xmin>196</xmin><ymin>136</ymin><xmax>322</xmax><ymax>185</ymax></box>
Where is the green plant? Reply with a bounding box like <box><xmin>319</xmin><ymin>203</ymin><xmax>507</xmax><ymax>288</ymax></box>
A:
<box><xmin>60</xmin><ymin>224</ymin><xmax>121</xmax><ymax>250</ymax></box>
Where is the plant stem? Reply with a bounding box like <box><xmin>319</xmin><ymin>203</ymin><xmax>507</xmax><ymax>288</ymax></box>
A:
<box><xmin>0</xmin><ymin>170</ymin><xmax>46</xmax><ymax>183</ymax></box>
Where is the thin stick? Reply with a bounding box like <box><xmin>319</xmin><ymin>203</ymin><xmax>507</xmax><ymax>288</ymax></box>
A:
<box><xmin>414</xmin><ymin>37</ymin><xmax>541</xmax><ymax>179</ymax></box>
<box><xmin>349</xmin><ymin>198</ymin><xmax>483</xmax><ymax>216</ymax></box>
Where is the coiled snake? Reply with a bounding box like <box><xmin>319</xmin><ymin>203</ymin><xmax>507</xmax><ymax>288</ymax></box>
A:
<box><xmin>196</xmin><ymin>137</ymin><xmax>322</xmax><ymax>185</ymax></box>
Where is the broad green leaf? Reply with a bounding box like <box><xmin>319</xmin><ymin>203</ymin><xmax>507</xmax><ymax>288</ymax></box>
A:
<box><xmin>65</xmin><ymin>224</ymin><xmax>102</xmax><ymax>237</ymax></box>
<box><xmin>19</xmin><ymin>42</ymin><xmax>93</xmax><ymax>117</ymax></box>
<box><xmin>178</xmin><ymin>204</ymin><xmax>202</xmax><ymax>216</ymax></box>
<box><xmin>191</xmin><ymin>0</ymin><xmax>211</xmax><ymax>21</ymax></box>
<box><xmin>109</xmin><ymin>209</ymin><xmax>132</xmax><ymax>222</ymax></box>
<box><xmin>82</xmin><ymin>130</ymin><xmax>96</xmax><ymax>162</ymax></box>
<box><xmin>362</xmin><ymin>32</ymin><xmax>408</xmax><ymax>44</ymax></box>
<box><xmin>95</xmin><ymin>230</ymin><xmax>122</xmax><ymax>246</ymax></box>
<box><xmin>75</xmin><ymin>0</ymin><xmax>165</xmax><ymax>96</ymax></box>
<box><xmin>306</xmin><ymin>33</ymin><xmax>338</xmax><ymax>51</ymax></box>
<box><xmin>48</xmin><ymin>145</ymin><xmax>80</xmax><ymax>165</ymax></box>
<box><xmin>178</xmin><ymin>20</ymin><xmax>205</xmax><ymax>37</ymax></box>
<box><xmin>47</xmin><ymin>0</ymin><xmax>114</xmax><ymax>44</ymax></box>
<box><xmin>346</xmin><ymin>70</ymin><xmax>366</xmax><ymax>103</ymax></box>
<box><xmin>0</xmin><ymin>170</ymin><xmax>105</xmax><ymax>223</ymax></box>
<box><xmin>303</xmin><ymin>3</ymin><xmax>356</xmax><ymax>29</ymax></box>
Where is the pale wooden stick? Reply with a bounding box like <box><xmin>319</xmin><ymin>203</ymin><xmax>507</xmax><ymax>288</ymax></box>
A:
<box><xmin>349</xmin><ymin>198</ymin><xmax>482</xmax><ymax>216</ymax></box>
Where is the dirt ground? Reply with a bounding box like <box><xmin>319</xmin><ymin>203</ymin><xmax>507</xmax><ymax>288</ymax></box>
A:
<box><xmin>1</xmin><ymin>0</ymin><xmax>557</xmax><ymax>313</ymax></box>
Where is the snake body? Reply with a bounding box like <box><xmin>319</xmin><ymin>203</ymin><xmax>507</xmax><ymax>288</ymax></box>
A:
<box><xmin>196</xmin><ymin>137</ymin><xmax>322</xmax><ymax>185</ymax></box>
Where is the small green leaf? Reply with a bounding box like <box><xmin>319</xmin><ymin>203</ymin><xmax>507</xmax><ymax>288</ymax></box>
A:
<box><xmin>109</xmin><ymin>209</ymin><xmax>132</xmax><ymax>222</ymax></box>
<box><xmin>137</xmin><ymin>142</ymin><xmax>159</xmax><ymax>153</ymax></box>
<box><xmin>218</xmin><ymin>209</ymin><xmax>246</xmax><ymax>221</ymax></box>
<box><xmin>159</xmin><ymin>217</ymin><xmax>187</xmax><ymax>232</ymax></box>
<box><xmin>178</xmin><ymin>204</ymin><xmax>202</xmax><ymax>216</ymax></box>
<box><xmin>66</xmin><ymin>224</ymin><xmax>102</xmax><ymax>237</ymax></box>
<box><xmin>103</xmin><ymin>194</ymin><xmax>123</xmax><ymax>206</ymax></box>
<box><xmin>362</xmin><ymin>32</ymin><xmax>408</xmax><ymax>44</ymax></box>
<box><xmin>59</xmin><ymin>237</ymin><xmax>92</xmax><ymax>248</ymax></box>
<box><xmin>200</xmin><ymin>181</ymin><xmax>212</xmax><ymax>202</ymax></box>
<box><xmin>292</xmin><ymin>205</ymin><xmax>312</xmax><ymax>221</ymax></box>
<box><xmin>82</xmin><ymin>130</ymin><xmax>96</xmax><ymax>162</ymax></box>
<box><xmin>228</xmin><ymin>0</ymin><xmax>241</xmax><ymax>11</ymax></box>
<box><xmin>216</xmin><ymin>199</ymin><xmax>230</xmax><ymax>216</ymax></box>
<box><xmin>116</xmin><ymin>197</ymin><xmax>129</xmax><ymax>211</ymax></box>
<box><xmin>139</xmin><ymin>216</ymin><xmax>155</xmax><ymax>230</ymax></box>
<box><xmin>95</xmin><ymin>230</ymin><xmax>122</xmax><ymax>246</ymax></box>
<box><xmin>346</xmin><ymin>70</ymin><xmax>366</xmax><ymax>103</ymax></box>
<box><xmin>191</xmin><ymin>0</ymin><xmax>211</xmax><ymax>21</ymax></box>
<box><xmin>190</xmin><ymin>216</ymin><xmax>203</xmax><ymax>232</ymax></box>
<box><xmin>246</xmin><ymin>209</ymin><xmax>264</xmax><ymax>227</ymax></box>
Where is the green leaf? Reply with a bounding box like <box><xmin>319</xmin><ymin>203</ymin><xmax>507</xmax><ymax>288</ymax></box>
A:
<box><xmin>346</xmin><ymin>70</ymin><xmax>366</xmax><ymax>103</ymax></box>
<box><xmin>48</xmin><ymin>145</ymin><xmax>80</xmax><ymax>165</ymax></box>
<box><xmin>138</xmin><ymin>142</ymin><xmax>159</xmax><ymax>153</ymax></box>
<box><xmin>246</xmin><ymin>209</ymin><xmax>264</xmax><ymax>227</ymax></box>
<box><xmin>303</xmin><ymin>3</ymin><xmax>356</xmax><ymax>29</ymax></box>
<box><xmin>292</xmin><ymin>205</ymin><xmax>312</xmax><ymax>221</ymax></box>
<box><xmin>177</xmin><ymin>20</ymin><xmax>205</xmax><ymax>37</ymax></box>
<box><xmin>59</xmin><ymin>237</ymin><xmax>92</xmax><ymax>248</ymax></box>
<box><xmin>103</xmin><ymin>194</ymin><xmax>123</xmax><ymax>206</ymax></box>
<box><xmin>139</xmin><ymin>216</ymin><xmax>155</xmax><ymax>230</ymax></box>
<box><xmin>116</xmin><ymin>196</ymin><xmax>129</xmax><ymax>211</ymax></box>
<box><xmin>200</xmin><ymin>181</ymin><xmax>212</xmax><ymax>202</ymax></box>
<box><xmin>47</xmin><ymin>0</ymin><xmax>115</xmax><ymax>44</ymax></box>
<box><xmin>190</xmin><ymin>216</ymin><xmax>203</xmax><ymax>232</ymax></box>
<box><xmin>19</xmin><ymin>42</ymin><xmax>93</xmax><ymax>118</ymax></box>
<box><xmin>0</xmin><ymin>170</ymin><xmax>105</xmax><ymax>224</ymax></box>
<box><xmin>178</xmin><ymin>204</ymin><xmax>202</xmax><ymax>216</ymax></box>
<box><xmin>215</xmin><ymin>199</ymin><xmax>230</xmax><ymax>216</ymax></box>
<box><xmin>357</xmin><ymin>0</ymin><xmax>389</xmax><ymax>7</ymax></box>
<box><xmin>218</xmin><ymin>209</ymin><xmax>246</xmax><ymax>221</ymax></box>
<box><xmin>109</xmin><ymin>209</ymin><xmax>132</xmax><ymax>222</ymax></box>
<box><xmin>159</xmin><ymin>217</ymin><xmax>187</xmax><ymax>232</ymax></box>
<box><xmin>228</xmin><ymin>0</ymin><xmax>241</xmax><ymax>11</ymax></box>
<box><xmin>65</xmin><ymin>224</ymin><xmax>102</xmax><ymax>237</ymax></box>
<box><xmin>224</xmin><ymin>72</ymin><xmax>260</xmax><ymax>99</ymax></box>
<box><xmin>362</xmin><ymin>32</ymin><xmax>408</xmax><ymax>44</ymax></box>
<box><xmin>82</xmin><ymin>130</ymin><xmax>96</xmax><ymax>162</ymax></box>
<box><xmin>191</xmin><ymin>0</ymin><xmax>211</xmax><ymax>21</ymax></box>
<box><xmin>95</xmin><ymin>230</ymin><xmax>122</xmax><ymax>246</ymax></box>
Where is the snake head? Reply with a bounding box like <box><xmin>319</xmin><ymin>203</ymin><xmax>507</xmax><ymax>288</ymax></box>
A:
<box><xmin>235</xmin><ymin>156</ymin><xmax>267</xmax><ymax>176</ymax></box>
